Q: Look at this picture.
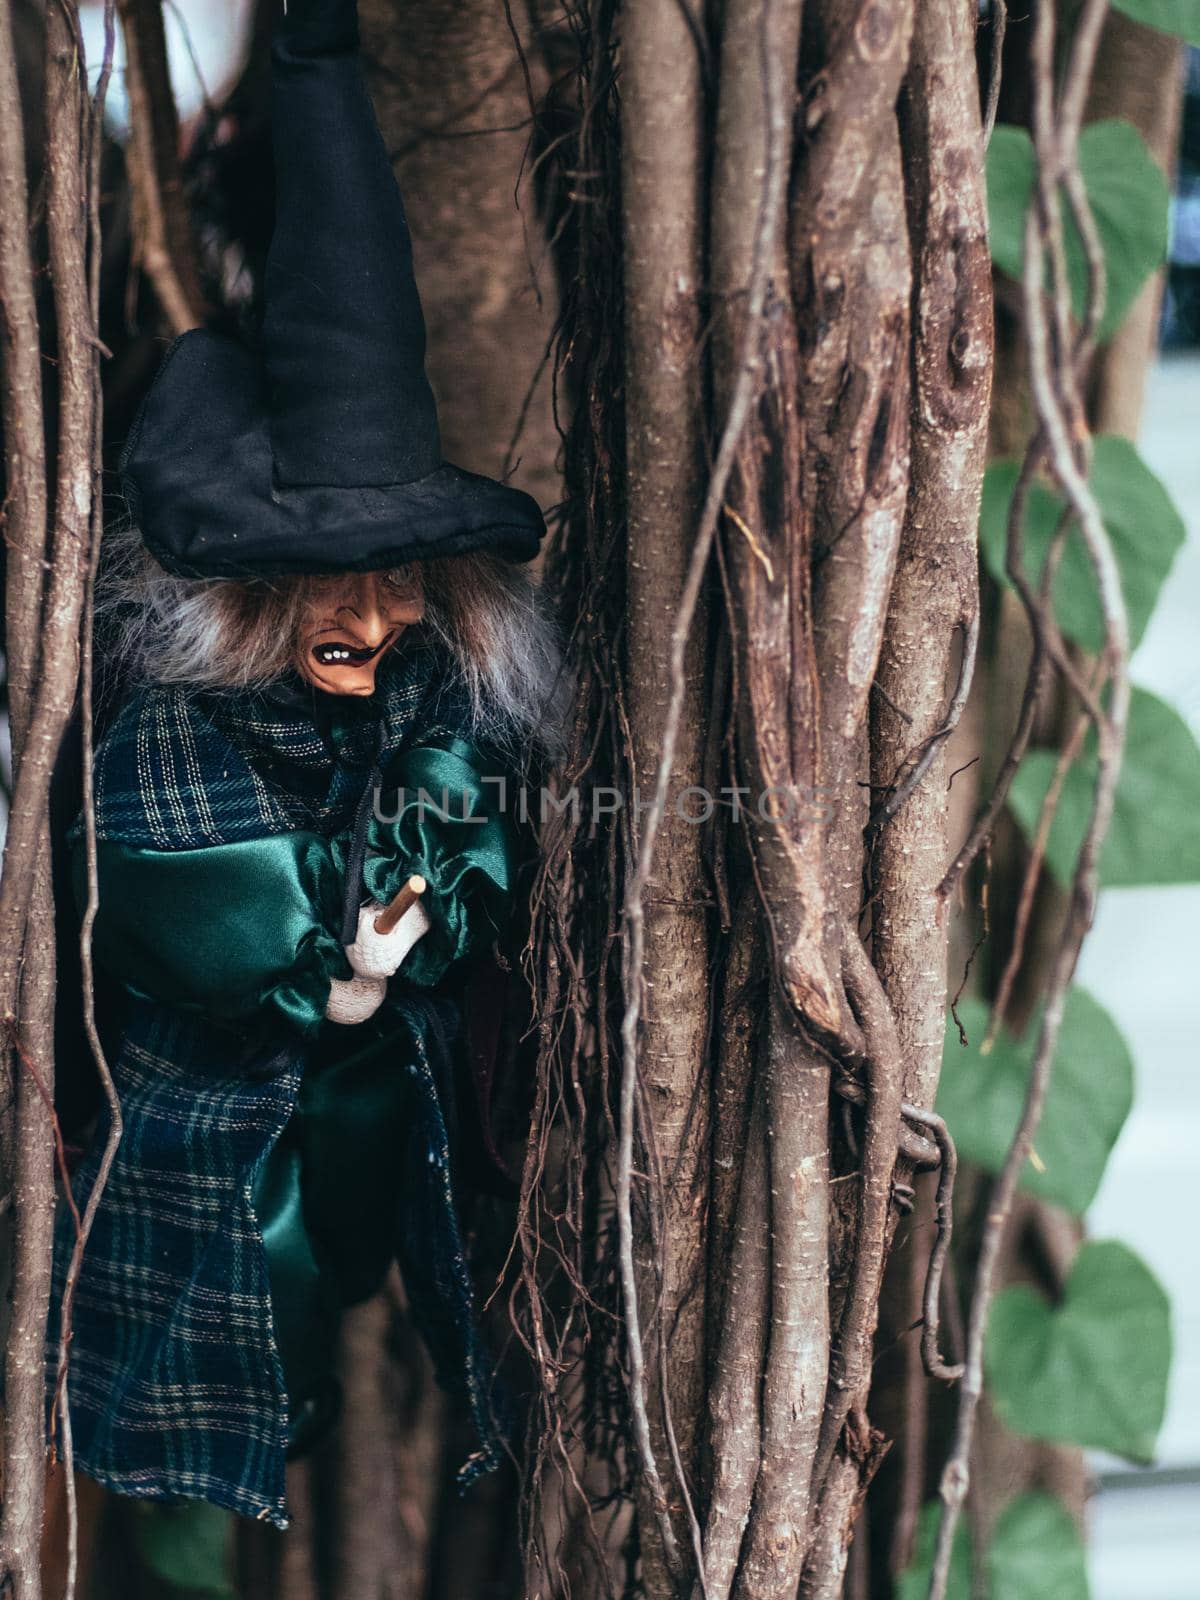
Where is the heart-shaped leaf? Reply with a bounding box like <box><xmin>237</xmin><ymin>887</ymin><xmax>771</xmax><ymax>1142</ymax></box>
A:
<box><xmin>985</xmin><ymin>1239</ymin><xmax>1171</xmax><ymax>1462</ymax></box>
<box><xmin>987</xmin><ymin>126</ymin><xmax>1036</xmax><ymax>290</ymax></box>
<box><xmin>939</xmin><ymin>988</ymin><xmax>1133</xmax><ymax>1215</ymax></box>
<box><xmin>1008</xmin><ymin>686</ymin><xmax>1200</xmax><ymax>887</ymax></box>
<box><xmin>898</xmin><ymin>1493</ymin><xmax>1088</xmax><ymax>1600</ymax></box>
<box><xmin>1111</xmin><ymin>0</ymin><xmax>1200</xmax><ymax>43</ymax></box>
<box><xmin>897</xmin><ymin>1502</ymin><xmax>971</xmax><ymax>1600</ymax></box>
<box><xmin>988</xmin><ymin>1493</ymin><xmax>1089</xmax><ymax>1600</ymax></box>
<box><xmin>1074</xmin><ymin>122</ymin><xmax>1171</xmax><ymax>337</ymax></box>
<box><xmin>979</xmin><ymin>438</ymin><xmax>1185</xmax><ymax>654</ymax></box>
<box><xmin>987</xmin><ymin>121</ymin><xmax>1169</xmax><ymax>340</ymax></box>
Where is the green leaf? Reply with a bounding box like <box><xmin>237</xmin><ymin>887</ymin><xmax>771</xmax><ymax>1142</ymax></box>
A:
<box><xmin>1008</xmin><ymin>686</ymin><xmax>1200</xmax><ymax>887</ymax></box>
<box><xmin>979</xmin><ymin>437</ymin><xmax>1185</xmax><ymax>653</ymax></box>
<box><xmin>1075</xmin><ymin>122</ymin><xmax>1171</xmax><ymax>338</ymax></box>
<box><xmin>939</xmin><ymin>989</ymin><xmax>1133</xmax><ymax>1215</ymax></box>
<box><xmin>986</xmin><ymin>120</ymin><xmax>1169</xmax><ymax>339</ymax></box>
<box><xmin>1111</xmin><ymin>0</ymin><xmax>1200</xmax><ymax>44</ymax></box>
<box><xmin>897</xmin><ymin>1501</ymin><xmax>971</xmax><ymax>1600</ymax></box>
<box><xmin>987</xmin><ymin>125</ymin><xmax>1036</xmax><ymax>288</ymax></box>
<box><xmin>898</xmin><ymin>1493</ymin><xmax>1089</xmax><ymax>1600</ymax></box>
<box><xmin>130</xmin><ymin>1498</ymin><xmax>237</xmax><ymax>1598</ymax></box>
<box><xmin>985</xmin><ymin>1239</ymin><xmax>1171</xmax><ymax>1462</ymax></box>
<box><xmin>987</xmin><ymin>1494</ymin><xmax>1090</xmax><ymax>1600</ymax></box>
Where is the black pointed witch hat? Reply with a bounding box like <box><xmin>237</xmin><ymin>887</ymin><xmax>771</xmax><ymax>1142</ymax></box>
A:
<box><xmin>120</xmin><ymin>0</ymin><xmax>544</xmax><ymax>578</ymax></box>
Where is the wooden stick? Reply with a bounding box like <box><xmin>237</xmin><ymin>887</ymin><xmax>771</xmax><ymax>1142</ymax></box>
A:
<box><xmin>374</xmin><ymin>874</ymin><xmax>427</xmax><ymax>935</ymax></box>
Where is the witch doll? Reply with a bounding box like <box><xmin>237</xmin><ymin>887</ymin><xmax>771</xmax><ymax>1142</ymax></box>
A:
<box><xmin>47</xmin><ymin>0</ymin><xmax>557</xmax><ymax>1532</ymax></box>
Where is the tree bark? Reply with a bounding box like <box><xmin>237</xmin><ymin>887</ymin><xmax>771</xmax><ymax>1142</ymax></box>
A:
<box><xmin>1084</xmin><ymin>11</ymin><xmax>1184</xmax><ymax>439</ymax></box>
<box><xmin>116</xmin><ymin>0</ymin><xmax>206</xmax><ymax>331</ymax></box>
<box><xmin>360</xmin><ymin>0</ymin><xmax>561</xmax><ymax>506</ymax></box>
<box><xmin>617</xmin><ymin>1</ymin><xmax>711</xmax><ymax>1587</ymax></box>
<box><xmin>2</xmin><ymin>5</ymin><xmax>101</xmax><ymax>1590</ymax></box>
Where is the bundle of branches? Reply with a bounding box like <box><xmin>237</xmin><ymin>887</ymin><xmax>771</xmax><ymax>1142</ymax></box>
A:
<box><xmin>0</xmin><ymin>2</ymin><xmax>119</xmax><ymax>1594</ymax></box>
<box><xmin>514</xmin><ymin>0</ymin><xmax>1134</xmax><ymax>1596</ymax></box>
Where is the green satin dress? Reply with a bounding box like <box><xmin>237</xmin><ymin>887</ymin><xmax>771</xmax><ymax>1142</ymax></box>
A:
<box><xmin>251</xmin><ymin>736</ymin><xmax>517</xmax><ymax>1451</ymax></box>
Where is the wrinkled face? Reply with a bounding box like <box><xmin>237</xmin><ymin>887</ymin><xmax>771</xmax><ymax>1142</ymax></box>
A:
<box><xmin>292</xmin><ymin>568</ymin><xmax>426</xmax><ymax>696</ymax></box>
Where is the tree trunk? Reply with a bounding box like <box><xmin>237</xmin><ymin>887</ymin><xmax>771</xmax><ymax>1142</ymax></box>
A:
<box><xmin>618</xmin><ymin>0</ymin><xmax>711</xmax><ymax>1583</ymax></box>
<box><xmin>360</xmin><ymin>0</ymin><xmax>561</xmax><ymax>507</ymax></box>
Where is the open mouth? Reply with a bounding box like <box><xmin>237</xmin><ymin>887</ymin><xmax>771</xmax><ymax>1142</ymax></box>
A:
<box><xmin>311</xmin><ymin>634</ymin><xmax>394</xmax><ymax>669</ymax></box>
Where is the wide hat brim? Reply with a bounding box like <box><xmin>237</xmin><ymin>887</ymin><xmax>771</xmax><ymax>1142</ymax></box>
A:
<box><xmin>120</xmin><ymin>331</ymin><xmax>545</xmax><ymax>579</ymax></box>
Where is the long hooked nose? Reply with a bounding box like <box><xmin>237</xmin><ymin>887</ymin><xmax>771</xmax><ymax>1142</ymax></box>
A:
<box><xmin>336</xmin><ymin>575</ymin><xmax>391</xmax><ymax>649</ymax></box>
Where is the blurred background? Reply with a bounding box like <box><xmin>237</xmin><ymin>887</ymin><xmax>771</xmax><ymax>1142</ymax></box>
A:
<box><xmin>1081</xmin><ymin>350</ymin><xmax>1200</xmax><ymax>1598</ymax></box>
<box><xmin>1073</xmin><ymin>50</ymin><xmax>1200</xmax><ymax>1597</ymax></box>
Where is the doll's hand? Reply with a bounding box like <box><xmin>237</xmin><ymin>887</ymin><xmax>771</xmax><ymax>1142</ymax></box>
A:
<box><xmin>345</xmin><ymin>898</ymin><xmax>432</xmax><ymax>981</ymax></box>
<box><xmin>325</xmin><ymin>973</ymin><xmax>387</xmax><ymax>1026</ymax></box>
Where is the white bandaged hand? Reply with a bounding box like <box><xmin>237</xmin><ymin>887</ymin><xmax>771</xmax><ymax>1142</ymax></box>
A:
<box><xmin>344</xmin><ymin>898</ymin><xmax>432</xmax><ymax>981</ymax></box>
<box><xmin>325</xmin><ymin>973</ymin><xmax>387</xmax><ymax>1026</ymax></box>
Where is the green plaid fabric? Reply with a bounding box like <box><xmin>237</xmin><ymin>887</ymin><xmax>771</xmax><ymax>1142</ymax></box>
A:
<box><xmin>49</xmin><ymin>642</ymin><xmax>508</xmax><ymax>1525</ymax></box>
<box><xmin>91</xmin><ymin>637</ymin><xmax>441</xmax><ymax>847</ymax></box>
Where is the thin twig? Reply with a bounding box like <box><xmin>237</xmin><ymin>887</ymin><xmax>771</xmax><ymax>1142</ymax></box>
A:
<box><xmin>982</xmin><ymin>664</ymin><xmax>1099</xmax><ymax>1049</ymax></box>
<box><xmin>117</xmin><ymin>0</ymin><xmax>204</xmax><ymax>332</ymax></box>
<box><xmin>898</xmin><ymin>1105</ymin><xmax>963</xmax><ymax>1383</ymax></box>
<box><xmin>926</xmin><ymin>1</ymin><xmax>1129</xmax><ymax>1590</ymax></box>
<box><xmin>869</xmin><ymin>614</ymin><xmax>979</xmax><ymax>832</ymax></box>
<box><xmin>0</xmin><ymin>0</ymin><xmax>53</xmax><ymax>1582</ymax></box>
<box><xmin>939</xmin><ymin>442</ymin><xmax>1055</xmax><ymax>903</ymax></box>
<box><xmin>809</xmin><ymin>934</ymin><xmax>907</xmax><ymax>1495</ymax></box>
<box><xmin>55</xmin><ymin>10</ymin><xmax>121</xmax><ymax>1596</ymax></box>
<box><xmin>982</xmin><ymin>0</ymin><xmax>1007</xmax><ymax>147</ymax></box>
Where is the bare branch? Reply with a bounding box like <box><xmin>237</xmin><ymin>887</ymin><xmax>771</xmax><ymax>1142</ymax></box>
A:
<box><xmin>616</xmin><ymin>0</ymin><xmax>799</xmax><ymax>1583</ymax></box>
<box><xmin>53</xmin><ymin>13</ymin><xmax>122</xmax><ymax>1598</ymax></box>
<box><xmin>0</xmin><ymin>6</ymin><xmax>105</xmax><ymax>1589</ymax></box>
<box><xmin>982</xmin><ymin>0</ymin><xmax>1007</xmax><ymax>147</ymax></box>
<box><xmin>618</xmin><ymin>0</ymin><xmax>716</xmax><ymax>1578</ymax></box>
<box><xmin>699</xmin><ymin>1073</ymin><xmax>770</xmax><ymax>1600</ymax></box>
<box><xmin>0</xmin><ymin>0</ymin><xmax>48</xmax><ymax>758</ymax></box>
<box><xmin>927</xmin><ymin>0</ymin><xmax>1131</xmax><ymax>1590</ymax></box>
<box><xmin>116</xmin><ymin>0</ymin><xmax>204</xmax><ymax>332</ymax></box>
<box><xmin>809</xmin><ymin>935</ymin><xmax>907</xmax><ymax>1495</ymax></box>
<box><xmin>899</xmin><ymin>1104</ymin><xmax>963</xmax><ymax>1384</ymax></box>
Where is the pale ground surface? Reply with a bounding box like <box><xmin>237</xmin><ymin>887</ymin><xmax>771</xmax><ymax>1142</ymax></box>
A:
<box><xmin>1082</xmin><ymin>353</ymin><xmax>1200</xmax><ymax>1597</ymax></box>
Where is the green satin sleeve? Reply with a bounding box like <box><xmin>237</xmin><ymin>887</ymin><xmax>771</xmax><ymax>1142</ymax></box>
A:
<box><xmin>363</xmin><ymin>736</ymin><xmax>515</xmax><ymax>987</ymax></box>
<box><xmin>78</xmin><ymin>833</ymin><xmax>350</xmax><ymax>1036</ymax></box>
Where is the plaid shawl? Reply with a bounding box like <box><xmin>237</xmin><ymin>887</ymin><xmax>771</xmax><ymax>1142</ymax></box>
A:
<box><xmin>49</xmin><ymin>644</ymin><xmax>507</xmax><ymax>1526</ymax></box>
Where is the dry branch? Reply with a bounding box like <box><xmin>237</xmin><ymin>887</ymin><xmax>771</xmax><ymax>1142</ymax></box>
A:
<box><xmin>53</xmin><ymin>21</ymin><xmax>123</xmax><ymax>1600</ymax></box>
<box><xmin>615</xmin><ymin>0</ymin><xmax>808</xmax><ymax>1588</ymax></box>
<box><xmin>1</xmin><ymin>6</ymin><xmax>105</xmax><ymax>1592</ymax></box>
<box><xmin>618</xmin><ymin>0</ymin><xmax>711</xmax><ymax>1578</ymax></box>
<box><xmin>700</xmin><ymin>1071</ymin><xmax>769</xmax><ymax>1600</ymax></box>
<box><xmin>700</xmin><ymin>5</ymin><xmax>842</xmax><ymax>1598</ymax></box>
<box><xmin>872</xmin><ymin>0</ymin><xmax>992</xmax><ymax>1113</ymax></box>
<box><xmin>779</xmin><ymin>2</ymin><xmax>922</xmax><ymax>1586</ymax></box>
<box><xmin>116</xmin><ymin>0</ymin><xmax>204</xmax><ymax>332</ymax></box>
<box><xmin>927</xmin><ymin>0</ymin><xmax>1130</xmax><ymax>1591</ymax></box>
<box><xmin>0</xmin><ymin>0</ymin><xmax>48</xmax><ymax>760</ymax></box>
<box><xmin>809</xmin><ymin>936</ymin><xmax>907</xmax><ymax>1498</ymax></box>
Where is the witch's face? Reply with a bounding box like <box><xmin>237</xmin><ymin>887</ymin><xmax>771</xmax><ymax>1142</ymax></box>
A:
<box><xmin>292</xmin><ymin>568</ymin><xmax>426</xmax><ymax>696</ymax></box>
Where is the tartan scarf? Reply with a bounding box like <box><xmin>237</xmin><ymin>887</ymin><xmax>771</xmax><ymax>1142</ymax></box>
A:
<box><xmin>89</xmin><ymin>636</ymin><xmax>443</xmax><ymax>851</ymax></box>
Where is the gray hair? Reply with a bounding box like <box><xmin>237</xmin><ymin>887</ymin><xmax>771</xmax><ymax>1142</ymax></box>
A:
<box><xmin>98</xmin><ymin>520</ymin><xmax>567</xmax><ymax>760</ymax></box>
